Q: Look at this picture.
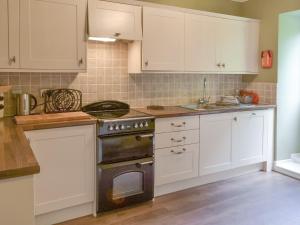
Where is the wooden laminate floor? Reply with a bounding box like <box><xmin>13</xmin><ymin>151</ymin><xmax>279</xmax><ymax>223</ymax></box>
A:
<box><xmin>58</xmin><ymin>172</ymin><xmax>300</xmax><ymax>225</ymax></box>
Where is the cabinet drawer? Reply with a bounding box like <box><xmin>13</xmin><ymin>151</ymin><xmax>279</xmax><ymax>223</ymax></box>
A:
<box><xmin>155</xmin><ymin>144</ymin><xmax>199</xmax><ymax>186</ymax></box>
<box><xmin>155</xmin><ymin>116</ymin><xmax>199</xmax><ymax>133</ymax></box>
<box><xmin>155</xmin><ymin>129</ymin><xmax>199</xmax><ymax>149</ymax></box>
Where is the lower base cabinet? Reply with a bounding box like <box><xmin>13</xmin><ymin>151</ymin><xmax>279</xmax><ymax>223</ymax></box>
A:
<box><xmin>155</xmin><ymin>109</ymin><xmax>274</xmax><ymax>188</ymax></box>
<box><xmin>25</xmin><ymin>125</ymin><xmax>96</xmax><ymax>217</ymax></box>
<box><xmin>232</xmin><ymin>111</ymin><xmax>265</xmax><ymax>167</ymax></box>
<box><xmin>200</xmin><ymin>110</ymin><xmax>267</xmax><ymax>176</ymax></box>
<box><xmin>199</xmin><ymin>113</ymin><xmax>233</xmax><ymax>175</ymax></box>
<box><xmin>155</xmin><ymin>144</ymin><xmax>199</xmax><ymax>186</ymax></box>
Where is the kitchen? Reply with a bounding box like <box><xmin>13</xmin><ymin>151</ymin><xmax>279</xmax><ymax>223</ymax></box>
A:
<box><xmin>0</xmin><ymin>0</ymin><xmax>299</xmax><ymax>225</ymax></box>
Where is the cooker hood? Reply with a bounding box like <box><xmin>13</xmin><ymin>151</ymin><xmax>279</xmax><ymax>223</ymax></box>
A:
<box><xmin>87</xmin><ymin>0</ymin><xmax>142</xmax><ymax>42</ymax></box>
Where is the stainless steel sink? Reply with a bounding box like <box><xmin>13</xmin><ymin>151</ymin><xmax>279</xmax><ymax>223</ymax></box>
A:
<box><xmin>182</xmin><ymin>103</ymin><xmax>255</xmax><ymax>111</ymax></box>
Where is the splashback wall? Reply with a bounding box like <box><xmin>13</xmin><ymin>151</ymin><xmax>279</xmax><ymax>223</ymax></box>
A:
<box><xmin>0</xmin><ymin>42</ymin><xmax>276</xmax><ymax>115</ymax></box>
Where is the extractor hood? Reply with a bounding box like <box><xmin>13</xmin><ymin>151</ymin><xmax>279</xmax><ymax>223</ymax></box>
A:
<box><xmin>87</xmin><ymin>0</ymin><xmax>142</xmax><ymax>42</ymax></box>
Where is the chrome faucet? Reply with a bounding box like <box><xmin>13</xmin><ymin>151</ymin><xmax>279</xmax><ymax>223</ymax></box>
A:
<box><xmin>199</xmin><ymin>77</ymin><xmax>210</xmax><ymax>105</ymax></box>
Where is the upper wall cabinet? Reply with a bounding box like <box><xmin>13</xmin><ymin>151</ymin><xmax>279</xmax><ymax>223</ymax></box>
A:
<box><xmin>142</xmin><ymin>7</ymin><xmax>185</xmax><ymax>71</ymax></box>
<box><xmin>0</xmin><ymin>0</ymin><xmax>19</xmax><ymax>69</ymax></box>
<box><xmin>129</xmin><ymin>9</ymin><xmax>260</xmax><ymax>74</ymax></box>
<box><xmin>20</xmin><ymin>0</ymin><xmax>87</xmax><ymax>71</ymax></box>
<box><xmin>185</xmin><ymin>14</ymin><xmax>216</xmax><ymax>72</ymax></box>
<box><xmin>185</xmin><ymin>15</ymin><xmax>260</xmax><ymax>74</ymax></box>
<box><xmin>88</xmin><ymin>0</ymin><xmax>142</xmax><ymax>41</ymax></box>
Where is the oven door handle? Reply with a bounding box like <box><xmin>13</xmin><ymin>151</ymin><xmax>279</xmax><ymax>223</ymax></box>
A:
<box><xmin>136</xmin><ymin>134</ymin><xmax>154</xmax><ymax>141</ymax></box>
<box><xmin>136</xmin><ymin>160</ymin><xmax>154</xmax><ymax>168</ymax></box>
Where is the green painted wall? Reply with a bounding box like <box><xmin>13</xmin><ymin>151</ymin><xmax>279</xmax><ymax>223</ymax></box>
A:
<box><xmin>138</xmin><ymin>0</ymin><xmax>242</xmax><ymax>16</ymax></box>
<box><xmin>277</xmin><ymin>12</ymin><xmax>300</xmax><ymax>160</ymax></box>
<box><xmin>242</xmin><ymin>0</ymin><xmax>300</xmax><ymax>83</ymax></box>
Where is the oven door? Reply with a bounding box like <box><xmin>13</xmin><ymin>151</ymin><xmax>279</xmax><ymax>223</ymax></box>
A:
<box><xmin>98</xmin><ymin>157</ymin><xmax>154</xmax><ymax>213</ymax></box>
<box><xmin>99</xmin><ymin>132</ymin><xmax>154</xmax><ymax>163</ymax></box>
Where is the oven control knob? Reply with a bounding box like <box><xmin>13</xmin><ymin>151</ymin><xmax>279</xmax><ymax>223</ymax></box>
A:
<box><xmin>108</xmin><ymin>125</ymin><xmax>114</xmax><ymax>131</ymax></box>
<box><xmin>144</xmin><ymin>121</ymin><xmax>149</xmax><ymax>127</ymax></box>
<box><xmin>120</xmin><ymin>125</ymin><xmax>125</xmax><ymax>130</ymax></box>
<box><xmin>114</xmin><ymin>125</ymin><xmax>119</xmax><ymax>130</ymax></box>
<box><xmin>134</xmin><ymin>123</ymin><xmax>139</xmax><ymax>129</ymax></box>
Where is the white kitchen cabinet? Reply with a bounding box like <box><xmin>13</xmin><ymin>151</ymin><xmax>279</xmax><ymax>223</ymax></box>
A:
<box><xmin>155</xmin><ymin>129</ymin><xmax>199</xmax><ymax>149</ymax></box>
<box><xmin>185</xmin><ymin>14</ymin><xmax>216</xmax><ymax>72</ymax></box>
<box><xmin>199</xmin><ymin>110</ymin><xmax>266</xmax><ymax>175</ymax></box>
<box><xmin>245</xmin><ymin>21</ymin><xmax>260</xmax><ymax>73</ymax></box>
<box><xmin>199</xmin><ymin>113</ymin><xmax>233</xmax><ymax>175</ymax></box>
<box><xmin>129</xmin><ymin>8</ymin><xmax>260</xmax><ymax>74</ymax></box>
<box><xmin>215</xmin><ymin>18</ymin><xmax>248</xmax><ymax>72</ymax></box>
<box><xmin>155</xmin><ymin>116</ymin><xmax>199</xmax><ymax>133</ymax></box>
<box><xmin>155</xmin><ymin>144</ymin><xmax>199</xmax><ymax>185</ymax></box>
<box><xmin>25</xmin><ymin>125</ymin><xmax>95</xmax><ymax>216</ymax></box>
<box><xmin>0</xmin><ymin>0</ymin><xmax>19</xmax><ymax>68</ymax></box>
<box><xmin>88</xmin><ymin>0</ymin><xmax>142</xmax><ymax>41</ymax></box>
<box><xmin>20</xmin><ymin>0</ymin><xmax>87</xmax><ymax>71</ymax></box>
<box><xmin>232</xmin><ymin>111</ymin><xmax>264</xmax><ymax>167</ymax></box>
<box><xmin>142</xmin><ymin>6</ymin><xmax>185</xmax><ymax>71</ymax></box>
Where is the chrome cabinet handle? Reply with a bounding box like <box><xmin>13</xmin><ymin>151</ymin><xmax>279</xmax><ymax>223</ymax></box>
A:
<box><xmin>171</xmin><ymin>148</ymin><xmax>186</xmax><ymax>154</ymax></box>
<box><xmin>171</xmin><ymin>137</ymin><xmax>186</xmax><ymax>143</ymax></box>
<box><xmin>251</xmin><ymin>113</ymin><xmax>257</xmax><ymax>116</ymax></box>
<box><xmin>114</xmin><ymin>32</ymin><xmax>121</xmax><ymax>37</ymax></box>
<box><xmin>9</xmin><ymin>56</ymin><xmax>16</xmax><ymax>65</ymax></box>
<box><xmin>171</xmin><ymin>122</ymin><xmax>186</xmax><ymax>127</ymax></box>
<box><xmin>233</xmin><ymin>117</ymin><xmax>238</xmax><ymax>122</ymax></box>
<box><xmin>78</xmin><ymin>58</ymin><xmax>83</xmax><ymax>65</ymax></box>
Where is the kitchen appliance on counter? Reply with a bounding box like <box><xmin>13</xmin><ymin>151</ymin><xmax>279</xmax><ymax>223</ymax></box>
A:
<box><xmin>43</xmin><ymin>89</ymin><xmax>82</xmax><ymax>113</ymax></box>
<box><xmin>16</xmin><ymin>93</ymin><xmax>37</xmax><ymax>116</ymax></box>
<box><xmin>82</xmin><ymin>101</ymin><xmax>155</xmax><ymax>213</ymax></box>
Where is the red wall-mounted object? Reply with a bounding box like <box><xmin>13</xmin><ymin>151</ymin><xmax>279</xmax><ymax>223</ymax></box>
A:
<box><xmin>261</xmin><ymin>50</ymin><xmax>273</xmax><ymax>69</ymax></box>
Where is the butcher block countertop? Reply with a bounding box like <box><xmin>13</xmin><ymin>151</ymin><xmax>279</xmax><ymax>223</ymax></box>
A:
<box><xmin>135</xmin><ymin>104</ymin><xmax>276</xmax><ymax>118</ymax></box>
<box><xmin>0</xmin><ymin>112</ymin><xmax>97</xmax><ymax>180</ymax></box>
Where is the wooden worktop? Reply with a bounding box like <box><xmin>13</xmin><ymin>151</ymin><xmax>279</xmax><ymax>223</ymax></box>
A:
<box><xmin>135</xmin><ymin>104</ymin><xmax>276</xmax><ymax>118</ymax></box>
<box><xmin>0</xmin><ymin>113</ymin><xmax>97</xmax><ymax>180</ymax></box>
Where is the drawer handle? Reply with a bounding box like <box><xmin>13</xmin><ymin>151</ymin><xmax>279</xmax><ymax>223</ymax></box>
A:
<box><xmin>171</xmin><ymin>122</ymin><xmax>186</xmax><ymax>127</ymax></box>
<box><xmin>251</xmin><ymin>113</ymin><xmax>257</xmax><ymax>116</ymax></box>
<box><xmin>171</xmin><ymin>137</ymin><xmax>186</xmax><ymax>143</ymax></box>
<box><xmin>9</xmin><ymin>56</ymin><xmax>16</xmax><ymax>65</ymax></box>
<box><xmin>171</xmin><ymin>148</ymin><xmax>186</xmax><ymax>154</ymax></box>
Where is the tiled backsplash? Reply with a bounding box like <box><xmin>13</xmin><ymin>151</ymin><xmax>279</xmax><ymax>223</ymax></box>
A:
<box><xmin>0</xmin><ymin>42</ymin><xmax>276</xmax><ymax>116</ymax></box>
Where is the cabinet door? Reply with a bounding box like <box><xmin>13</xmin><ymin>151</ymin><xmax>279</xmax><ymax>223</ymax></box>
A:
<box><xmin>215</xmin><ymin>18</ymin><xmax>248</xmax><ymax>72</ymax></box>
<box><xmin>20</xmin><ymin>0</ymin><xmax>86</xmax><ymax>70</ymax></box>
<box><xmin>142</xmin><ymin>7</ymin><xmax>184</xmax><ymax>71</ymax></box>
<box><xmin>232</xmin><ymin>111</ymin><xmax>264</xmax><ymax>167</ymax></box>
<box><xmin>185</xmin><ymin>14</ymin><xmax>216</xmax><ymax>72</ymax></box>
<box><xmin>25</xmin><ymin>125</ymin><xmax>95</xmax><ymax>215</ymax></box>
<box><xmin>245</xmin><ymin>21</ymin><xmax>260</xmax><ymax>73</ymax></box>
<box><xmin>0</xmin><ymin>0</ymin><xmax>19</xmax><ymax>68</ymax></box>
<box><xmin>88</xmin><ymin>0</ymin><xmax>142</xmax><ymax>41</ymax></box>
<box><xmin>199</xmin><ymin>113</ymin><xmax>233</xmax><ymax>175</ymax></box>
<box><xmin>155</xmin><ymin>144</ymin><xmax>199</xmax><ymax>186</ymax></box>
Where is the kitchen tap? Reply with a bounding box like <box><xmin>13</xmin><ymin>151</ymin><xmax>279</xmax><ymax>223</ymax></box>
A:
<box><xmin>199</xmin><ymin>77</ymin><xmax>210</xmax><ymax>105</ymax></box>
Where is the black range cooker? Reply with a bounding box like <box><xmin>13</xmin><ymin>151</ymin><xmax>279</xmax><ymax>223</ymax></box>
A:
<box><xmin>82</xmin><ymin>101</ymin><xmax>155</xmax><ymax>213</ymax></box>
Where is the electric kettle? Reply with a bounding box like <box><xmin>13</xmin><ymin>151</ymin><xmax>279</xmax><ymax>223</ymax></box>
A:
<box><xmin>16</xmin><ymin>93</ymin><xmax>37</xmax><ymax>116</ymax></box>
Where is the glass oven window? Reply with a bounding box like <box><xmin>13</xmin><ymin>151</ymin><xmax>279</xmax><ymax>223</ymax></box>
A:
<box><xmin>112</xmin><ymin>171</ymin><xmax>144</xmax><ymax>200</ymax></box>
